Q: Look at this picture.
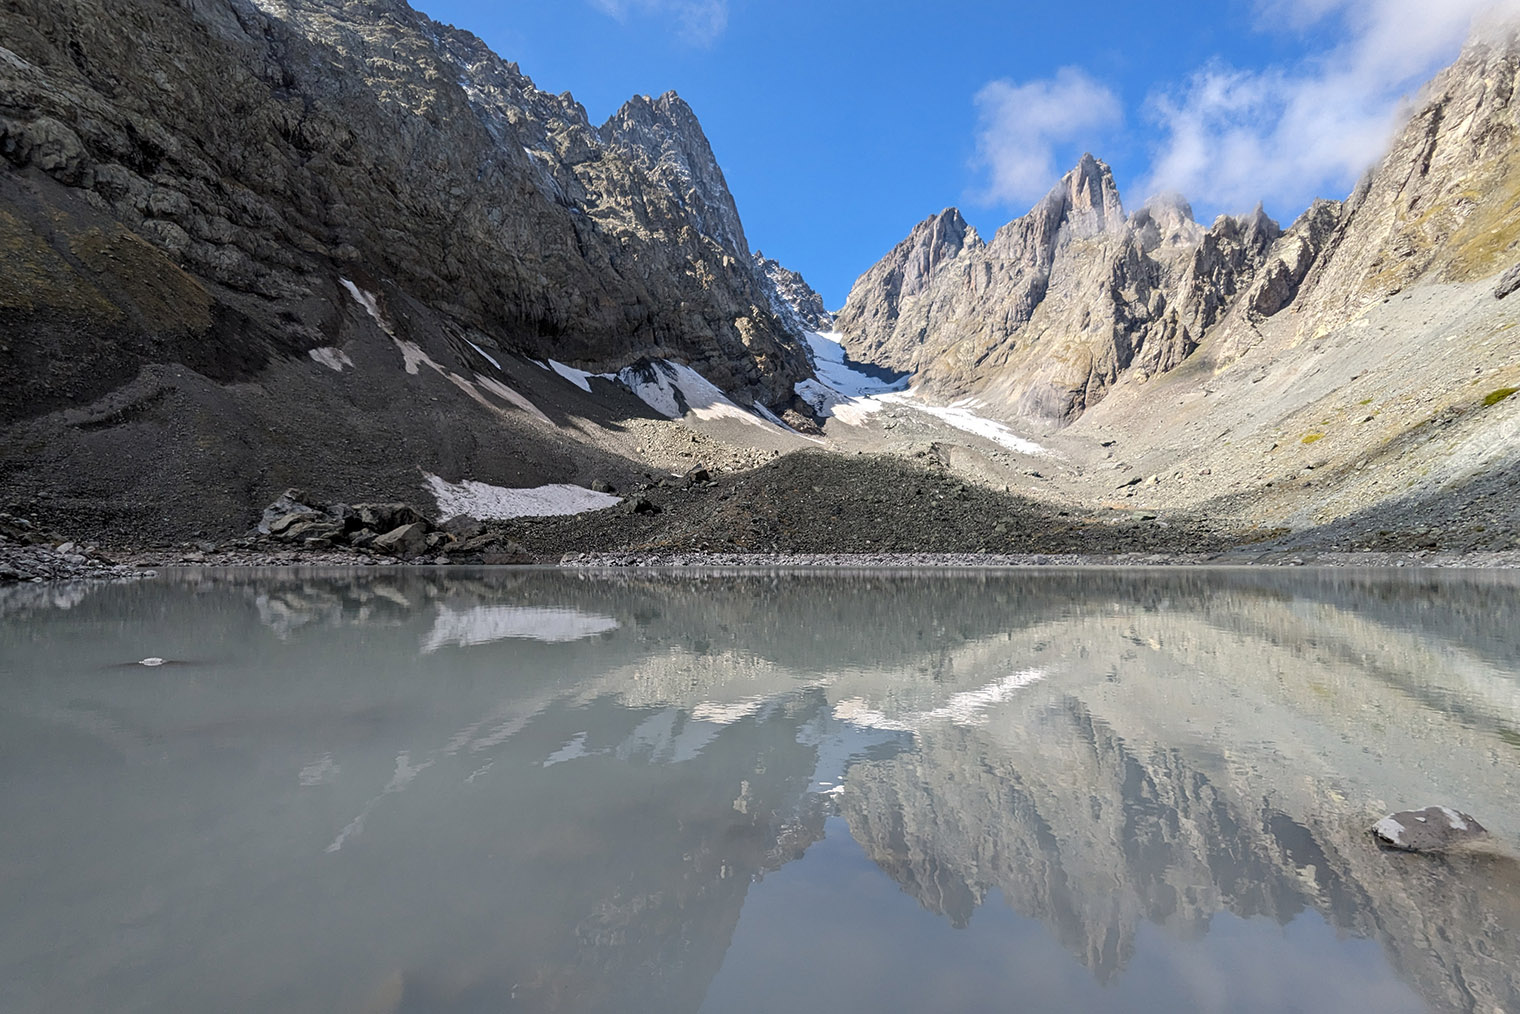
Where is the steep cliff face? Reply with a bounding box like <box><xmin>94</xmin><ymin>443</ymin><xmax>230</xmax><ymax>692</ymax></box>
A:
<box><xmin>753</xmin><ymin>252</ymin><xmax>833</xmax><ymax>334</ymax></box>
<box><xmin>833</xmin><ymin>207</ymin><xmax>982</xmax><ymax>373</ymax></box>
<box><xmin>0</xmin><ymin>0</ymin><xmax>823</xmax><ymax>537</ymax></box>
<box><xmin>835</xmin><ymin>157</ymin><xmax>1344</xmax><ymax>426</ymax></box>
<box><xmin>0</xmin><ymin>0</ymin><xmax>812</xmax><ymax>424</ymax></box>
<box><xmin>0</xmin><ymin>0</ymin><xmax>814</xmax><ymax>419</ymax></box>
<box><xmin>835</xmin><ymin>25</ymin><xmax>1520</xmax><ymax>429</ymax></box>
<box><xmin>1292</xmin><ymin>25</ymin><xmax>1520</xmax><ymax>329</ymax></box>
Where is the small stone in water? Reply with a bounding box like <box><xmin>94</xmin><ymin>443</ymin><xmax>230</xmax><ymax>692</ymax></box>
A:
<box><xmin>1372</xmin><ymin>806</ymin><xmax>1487</xmax><ymax>852</ymax></box>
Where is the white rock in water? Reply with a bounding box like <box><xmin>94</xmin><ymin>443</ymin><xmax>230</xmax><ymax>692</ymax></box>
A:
<box><xmin>1372</xmin><ymin>806</ymin><xmax>1488</xmax><ymax>852</ymax></box>
<box><xmin>137</xmin><ymin>657</ymin><xmax>166</xmax><ymax>667</ymax></box>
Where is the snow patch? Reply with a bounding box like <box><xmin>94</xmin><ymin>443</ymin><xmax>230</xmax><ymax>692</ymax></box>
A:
<box><xmin>326</xmin><ymin>750</ymin><xmax>433</xmax><ymax>853</ymax></box>
<box><xmin>465</xmin><ymin>339</ymin><xmax>501</xmax><ymax>370</ymax></box>
<box><xmin>878</xmin><ymin>390</ymin><xmax>1050</xmax><ymax>456</ymax></box>
<box><xmin>425</xmin><ymin>474</ymin><xmax>621</xmax><ymax>520</ymax></box>
<box><xmin>394</xmin><ymin>339</ymin><xmax>434</xmax><ymax>376</ymax></box>
<box><xmin>751</xmin><ymin>401</ymin><xmax>799</xmax><ymax>432</ymax></box>
<box><xmin>616</xmin><ymin>362</ymin><xmax>684</xmax><ymax>418</ymax></box>
<box><xmin>549</xmin><ymin>360</ymin><xmax>594</xmax><ymax>392</ymax></box>
<box><xmin>805</xmin><ymin>331</ymin><xmax>909</xmax><ymax>398</ymax></box>
<box><xmin>796</xmin><ymin>378</ymin><xmax>891</xmax><ymax>427</ymax></box>
<box><xmin>474</xmin><ymin>374</ymin><xmax>552</xmax><ymax>423</ymax></box>
<box><xmin>830</xmin><ymin>698</ymin><xmax>910</xmax><ymax>732</ymax></box>
<box><xmin>543</xmin><ymin>732</ymin><xmax>596</xmax><ymax>767</ymax></box>
<box><xmin>1436</xmin><ymin>805</ymin><xmax>1470</xmax><ymax>831</ymax></box>
<box><xmin>796</xmin><ymin>332</ymin><xmax>1049</xmax><ymax>455</ymax></box>
<box><xmin>794</xmin><ymin>332</ymin><xmax>904</xmax><ymax>427</ymax></box>
<box><xmin>926</xmin><ymin>668</ymin><xmax>1048</xmax><ymax>725</ymax></box>
<box><xmin>690</xmin><ymin>696</ymin><xmax>769</xmax><ymax>725</ymax></box>
<box><xmin>308</xmin><ymin>347</ymin><xmax>354</xmax><ymax>372</ymax></box>
<box><xmin>299</xmin><ymin>754</ymin><xmax>339</xmax><ymax>786</ymax></box>
<box><xmin>616</xmin><ymin>360</ymin><xmax>786</xmax><ymax>431</ymax></box>
<box><xmin>1372</xmin><ymin>815</ymin><xmax>1408</xmax><ymax>842</ymax></box>
<box><xmin>340</xmin><ymin>278</ymin><xmax>392</xmax><ymax>335</ymax></box>
<box><xmin>341</xmin><ymin>279</ymin><xmax>548</xmax><ymax>422</ymax></box>
<box><xmin>423</xmin><ymin>605</ymin><xmax>619</xmax><ymax>652</ymax></box>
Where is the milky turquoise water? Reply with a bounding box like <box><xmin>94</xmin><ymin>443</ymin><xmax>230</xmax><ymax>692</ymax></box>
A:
<box><xmin>2</xmin><ymin>567</ymin><xmax>1517</xmax><ymax>1013</ymax></box>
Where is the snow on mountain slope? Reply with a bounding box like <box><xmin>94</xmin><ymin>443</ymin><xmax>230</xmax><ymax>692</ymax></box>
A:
<box><xmin>805</xmin><ymin>332</ymin><xmax>909</xmax><ymax>398</ymax></box>
<box><xmin>797</xmin><ymin>332</ymin><xmax>1050</xmax><ymax>455</ymax></box>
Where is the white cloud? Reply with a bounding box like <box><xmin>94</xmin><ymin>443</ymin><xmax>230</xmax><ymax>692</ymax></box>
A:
<box><xmin>970</xmin><ymin>67</ymin><xmax>1122</xmax><ymax>207</ymax></box>
<box><xmin>590</xmin><ymin>0</ymin><xmax>728</xmax><ymax>46</ymax></box>
<box><xmin>1143</xmin><ymin>0</ymin><xmax>1520</xmax><ymax>213</ymax></box>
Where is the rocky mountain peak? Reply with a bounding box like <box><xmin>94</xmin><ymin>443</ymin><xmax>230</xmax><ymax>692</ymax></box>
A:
<box><xmin>1288</xmin><ymin>22</ymin><xmax>1520</xmax><ymax>330</ymax></box>
<box><xmin>1052</xmin><ymin>153</ymin><xmax>1126</xmax><ymax>240</ymax></box>
<box><xmin>598</xmin><ymin>89</ymin><xmax>751</xmax><ymax>259</ymax></box>
<box><xmin>913</xmin><ymin>207</ymin><xmax>978</xmax><ymax>263</ymax></box>
<box><xmin>868</xmin><ymin>207</ymin><xmax>979</xmax><ymax>305</ymax></box>
<box><xmin>754</xmin><ymin>252</ymin><xmax>834</xmax><ymax>334</ymax></box>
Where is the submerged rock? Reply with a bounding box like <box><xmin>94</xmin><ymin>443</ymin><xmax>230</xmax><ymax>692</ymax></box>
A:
<box><xmin>1372</xmin><ymin>806</ymin><xmax>1488</xmax><ymax>852</ymax></box>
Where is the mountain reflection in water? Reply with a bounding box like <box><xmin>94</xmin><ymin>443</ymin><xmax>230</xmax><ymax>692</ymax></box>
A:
<box><xmin>1</xmin><ymin>567</ymin><xmax>1517</xmax><ymax>1014</ymax></box>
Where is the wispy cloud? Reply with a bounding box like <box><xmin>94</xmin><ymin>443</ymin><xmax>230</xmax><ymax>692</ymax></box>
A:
<box><xmin>589</xmin><ymin>0</ymin><xmax>729</xmax><ymax>46</ymax></box>
<box><xmin>1142</xmin><ymin>0</ymin><xmax>1520</xmax><ymax>212</ymax></box>
<box><xmin>970</xmin><ymin>67</ymin><xmax>1122</xmax><ymax>207</ymax></box>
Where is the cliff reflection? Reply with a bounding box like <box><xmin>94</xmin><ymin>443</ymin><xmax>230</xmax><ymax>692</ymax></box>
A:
<box><xmin>1</xmin><ymin>567</ymin><xmax>1517</xmax><ymax>1013</ymax></box>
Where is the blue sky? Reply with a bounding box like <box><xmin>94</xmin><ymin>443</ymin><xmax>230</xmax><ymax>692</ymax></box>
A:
<box><xmin>415</xmin><ymin>0</ymin><xmax>1512</xmax><ymax>308</ymax></box>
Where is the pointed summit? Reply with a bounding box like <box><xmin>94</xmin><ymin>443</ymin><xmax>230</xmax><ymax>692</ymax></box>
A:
<box><xmin>1056</xmin><ymin>154</ymin><xmax>1125</xmax><ymax>240</ymax></box>
<box><xmin>598</xmin><ymin>89</ymin><xmax>749</xmax><ymax>256</ymax></box>
<box><xmin>892</xmin><ymin>208</ymin><xmax>979</xmax><ymax>299</ymax></box>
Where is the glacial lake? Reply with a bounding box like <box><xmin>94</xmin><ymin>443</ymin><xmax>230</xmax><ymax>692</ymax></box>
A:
<box><xmin>2</xmin><ymin>568</ymin><xmax>1518</xmax><ymax>1014</ymax></box>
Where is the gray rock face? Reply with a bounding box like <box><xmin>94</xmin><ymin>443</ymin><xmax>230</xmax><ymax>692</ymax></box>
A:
<box><xmin>836</xmin><ymin>25</ymin><xmax>1520</xmax><ymax>428</ymax></box>
<box><xmin>1372</xmin><ymin>806</ymin><xmax>1489</xmax><ymax>852</ymax></box>
<box><xmin>355</xmin><ymin>503</ymin><xmax>424</xmax><ymax>533</ymax></box>
<box><xmin>372</xmin><ymin>521</ymin><xmax>430</xmax><ymax>558</ymax></box>
<box><xmin>837</xmin><ymin>156</ymin><xmax>1329</xmax><ymax>425</ymax></box>
<box><xmin>754</xmin><ymin>252</ymin><xmax>834</xmax><ymax>333</ymax></box>
<box><xmin>0</xmin><ymin>0</ymin><xmax>830</xmax><ymax>541</ymax></box>
<box><xmin>258</xmin><ymin>490</ymin><xmax>321</xmax><ymax>535</ymax></box>
<box><xmin>0</xmin><ymin>0</ymin><xmax>812</xmax><ymax>426</ymax></box>
<box><xmin>1289</xmin><ymin>26</ymin><xmax>1520</xmax><ymax>332</ymax></box>
<box><xmin>834</xmin><ymin>207</ymin><xmax>982</xmax><ymax>374</ymax></box>
<box><xmin>1494</xmin><ymin>262</ymin><xmax>1520</xmax><ymax>299</ymax></box>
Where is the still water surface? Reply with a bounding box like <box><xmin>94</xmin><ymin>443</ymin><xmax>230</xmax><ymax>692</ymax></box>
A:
<box><xmin>2</xmin><ymin>567</ymin><xmax>1518</xmax><ymax>1013</ymax></box>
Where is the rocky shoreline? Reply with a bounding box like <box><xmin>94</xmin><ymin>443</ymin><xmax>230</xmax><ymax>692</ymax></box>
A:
<box><xmin>557</xmin><ymin>549</ymin><xmax>1520</xmax><ymax>569</ymax></box>
<box><xmin>6</xmin><ymin>457</ymin><xmax>1520</xmax><ymax>586</ymax></box>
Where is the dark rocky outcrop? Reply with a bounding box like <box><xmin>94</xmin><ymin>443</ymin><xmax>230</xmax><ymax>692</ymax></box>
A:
<box><xmin>0</xmin><ymin>0</ymin><xmax>820</xmax><ymax>541</ymax></box>
<box><xmin>1497</xmin><ymin>263</ymin><xmax>1520</xmax><ymax>299</ymax></box>
<box><xmin>754</xmin><ymin>251</ymin><xmax>834</xmax><ymax>334</ymax></box>
<box><xmin>0</xmin><ymin>0</ymin><xmax>810</xmax><ymax>414</ymax></box>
